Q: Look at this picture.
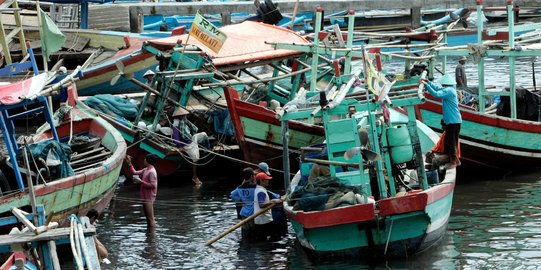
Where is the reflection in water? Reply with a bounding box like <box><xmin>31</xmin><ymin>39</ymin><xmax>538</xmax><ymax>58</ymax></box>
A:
<box><xmin>99</xmin><ymin>170</ymin><xmax>541</xmax><ymax>269</ymax></box>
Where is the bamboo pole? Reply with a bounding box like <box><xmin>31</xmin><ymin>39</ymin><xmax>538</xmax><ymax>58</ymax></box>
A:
<box><xmin>204</xmin><ymin>201</ymin><xmax>279</xmax><ymax>246</ymax></box>
<box><xmin>47</xmin><ymin>241</ymin><xmax>61</xmax><ymax>270</ymax></box>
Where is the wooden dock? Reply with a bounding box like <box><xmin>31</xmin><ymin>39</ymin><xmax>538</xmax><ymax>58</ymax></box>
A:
<box><xmin>88</xmin><ymin>0</ymin><xmax>541</xmax><ymax>32</ymax></box>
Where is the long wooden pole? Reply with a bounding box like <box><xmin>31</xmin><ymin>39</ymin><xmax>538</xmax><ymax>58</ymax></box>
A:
<box><xmin>204</xmin><ymin>202</ymin><xmax>279</xmax><ymax>246</ymax></box>
<box><xmin>289</xmin><ymin>0</ymin><xmax>299</xmax><ymax>30</ymax></box>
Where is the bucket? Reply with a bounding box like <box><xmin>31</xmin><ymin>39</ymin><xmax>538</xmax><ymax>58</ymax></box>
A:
<box><xmin>386</xmin><ymin>124</ymin><xmax>414</xmax><ymax>164</ymax></box>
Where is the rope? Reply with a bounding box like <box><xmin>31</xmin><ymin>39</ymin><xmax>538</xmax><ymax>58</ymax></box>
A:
<box><xmin>128</xmin><ymin>120</ymin><xmax>291</xmax><ymax>173</ymax></box>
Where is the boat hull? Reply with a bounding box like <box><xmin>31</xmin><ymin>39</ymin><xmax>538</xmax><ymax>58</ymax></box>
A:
<box><xmin>287</xmin><ymin>169</ymin><xmax>455</xmax><ymax>257</ymax></box>
<box><xmin>418</xmin><ymin>98</ymin><xmax>541</xmax><ymax>170</ymax></box>
<box><xmin>224</xmin><ymin>88</ymin><xmax>325</xmax><ymax>174</ymax></box>
<box><xmin>0</xmin><ymin>87</ymin><xmax>126</xmax><ymax>225</ymax></box>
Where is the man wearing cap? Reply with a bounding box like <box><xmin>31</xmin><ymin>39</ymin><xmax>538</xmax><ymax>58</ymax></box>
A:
<box><xmin>420</xmin><ymin>74</ymin><xmax>462</xmax><ymax>169</ymax></box>
<box><xmin>255</xmin><ymin>162</ymin><xmax>271</xmax><ymax>176</ymax></box>
<box><xmin>455</xmin><ymin>56</ymin><xmax>468</xmax><ymax>89</ymax></box>
<box><xmin>253</xmin><ymin>172</ymin><xmax>283</xmax><ymax>240</ymax></box>
<box><xmin>171</xmin><ymin>106</ymin><xmax>208</xmax><ymax>185</ymax></box>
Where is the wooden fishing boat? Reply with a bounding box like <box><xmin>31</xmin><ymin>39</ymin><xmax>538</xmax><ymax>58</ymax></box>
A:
<box><xmin>281</xmin><ymin>100</ymin><xmax>455</xmax><ymax>257</ymax></box>
<box><xmin>275</xmin><ymin>10</ymin><xmax>455</xmax><ymax>257</ymax></box>
<box><xmin>223</xmin><ymin>10</ymin><xmax>457</xmax><ymax>174</ymax></box>
<box><xmin>417</xmin><ymin>1</ymin><xmax>541</xmax><ymax>170</ymax></box>
<box><xmin>80</xmin><ymin>20</ymin><xmax>313</xmax><ymax>176</ymax></box>
<box><xmin>0</xmin><ymin>64</ymin><xmax>126</xmax><ymax>224</ymax></box>
<box><xmin>224</xmin><ymin>88</ymin><xmax>325</xmax><ymax>174</ymax></box>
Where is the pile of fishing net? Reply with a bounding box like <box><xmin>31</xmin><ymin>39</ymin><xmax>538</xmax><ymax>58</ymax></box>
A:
<box><xmin>288</xmin><ymin>176</ymin><xmax>368</xmax><ymax>212</ymax></box>
<box><xmin>84</xmin><ymin>94</ymin><xmax>138</xmax><ymax>119</ymax></box>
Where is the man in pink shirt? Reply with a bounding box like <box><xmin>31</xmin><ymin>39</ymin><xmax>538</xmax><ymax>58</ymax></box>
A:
<box><xmin>126</xmin><ymin>154</ymin><xmax>158</xmax><ymax>228</ymax></box>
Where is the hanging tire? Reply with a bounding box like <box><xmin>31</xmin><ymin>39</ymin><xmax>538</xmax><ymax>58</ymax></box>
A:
<box><xmin>257</xmin><ymin>0</ymin><xmax>283</xmax><ymax>25</ymax></box>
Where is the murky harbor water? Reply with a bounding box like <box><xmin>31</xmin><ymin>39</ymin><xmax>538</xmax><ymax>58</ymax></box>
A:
<box><xmin>97</xmin><ymin>169</ymin><xmax>541</xmax><ymax>269</ymax></box>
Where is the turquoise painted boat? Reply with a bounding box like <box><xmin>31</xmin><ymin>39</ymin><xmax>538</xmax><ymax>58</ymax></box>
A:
<box><xmin>281</xmin><ymin>103</ymin><xmax>455</xmax><ymax>257</ymax></box>
<box><xmin>417</xmin><ymin>1</ymin><xmax>541</xmax><ymax>170</ymax></box>
<box><xmin>238</xmin><ymin>9</ymin><xmax>455</xmax><ymax>257</ymax></box>
<box><xmin>0</xmin><ymin>66</ymin><xmax>126</xmax><ymax>225</ymax></box>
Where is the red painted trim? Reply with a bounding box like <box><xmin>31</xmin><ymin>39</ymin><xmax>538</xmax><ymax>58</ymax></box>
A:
<box><xmin>414</xmin><ymin>105</ymin><xmax>423</xmax><ymax>122</ymax></box>
<box><xmin>378</xmin><ymin>183</ymin><xmax>455</xmax><ymax>216</ymax></box>
<box><xmin>286</xmin><ymin>203</ymin><xmax>376</xmax><ymax>229</ymax></box>
<box><xmin>225</xmin><ymin>87</ymin><xmax>325</xmax><ymax>146</ymax></box>
<box><xmin>224</xmin><ymin>87</ymin><xmax>246</xmax><ymax>142</ymax></box>
<box><xmin>234</xmin><ymin>99</ymin><xmax>325</xmax><ymax>135</ymax></box>
<box><xmin>419</xmin><ymin>98</ymin><xmax>541</xmax><ymax>133</ymax></box>
<box><xmin>482</xmin><ymin>31</ymin><xmax>509</xmax><ymax>41</ymax></box>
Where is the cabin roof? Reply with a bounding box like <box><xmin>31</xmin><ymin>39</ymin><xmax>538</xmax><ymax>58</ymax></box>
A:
<box><xmin>147</xmin><ymin>21</ymin><xmax>309</xmax><ymax>66</ymax></box>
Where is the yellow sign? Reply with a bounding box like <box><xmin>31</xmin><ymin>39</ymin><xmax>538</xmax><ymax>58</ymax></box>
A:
<box><xmin>190</xmin><ymin>12</ymin><xmax>228</xmax><ymax>53</ymax></box>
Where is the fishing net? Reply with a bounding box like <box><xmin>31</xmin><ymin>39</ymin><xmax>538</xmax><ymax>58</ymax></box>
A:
<box><xmin>84</xmin><ymin>94</ymin><xmax>138</xmax><ymax>120</ymax></box>
<box><xmin>289</xmin><ymin>175</ymin><xmax>366</xmax><ymax>212</ymax></box>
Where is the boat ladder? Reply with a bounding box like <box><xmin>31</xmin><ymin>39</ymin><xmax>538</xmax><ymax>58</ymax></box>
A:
<box><xmin>0</xmin><ymin>0</ymin><xmax>27</xmax><ymax>65</ymax></box>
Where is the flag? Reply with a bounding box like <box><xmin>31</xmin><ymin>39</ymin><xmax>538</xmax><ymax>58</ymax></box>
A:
<box><xmin>189</xmin><ymin>12</ymin><xmax>228</xmax><ymax>53</ymax></box>
<box><xmin>39</xmin><ymin>6</ymin><xmax>65</xmax><ymax>61</ymax></box>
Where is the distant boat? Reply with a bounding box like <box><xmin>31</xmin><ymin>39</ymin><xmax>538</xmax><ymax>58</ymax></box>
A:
<box><xmin>417</xmin><ymin>2</ymin><xmax>541</xmax><ymax>170</ymax></box>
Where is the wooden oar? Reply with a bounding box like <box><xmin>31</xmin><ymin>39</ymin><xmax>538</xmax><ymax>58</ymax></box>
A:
<box><xmin>204</xmin><ymin>201</ymin><xmax>281</xmax><ymax>246</ymax></box>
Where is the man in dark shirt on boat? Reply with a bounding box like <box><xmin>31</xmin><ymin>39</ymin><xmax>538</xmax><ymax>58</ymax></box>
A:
<box><xmin>455</xmin><ymin>56</ymin><xmax>468</xmax><ymax>90</ymax></box>
<box><xmin>420</xmin><ymin>74</ymin><xmax>462</xmax><ymax>169</ymax></box>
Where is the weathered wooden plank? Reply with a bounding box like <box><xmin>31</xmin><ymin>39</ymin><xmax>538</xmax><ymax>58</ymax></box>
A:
<box><xmin>88</xmin><ymin>5</ymin><xmax>130</xmax><ymax>31</ymax></box>
<box><xmin>0</xmin><ymin>227</ymin><xmax>95</xmax><ymax>246</ymax></box>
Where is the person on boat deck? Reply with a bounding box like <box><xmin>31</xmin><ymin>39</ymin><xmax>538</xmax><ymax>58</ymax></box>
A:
<box><xmin>253</xmin><ymin>172</ymin><xmax>283</xmax><ymax>241</ymax></box>
<box><xmin>86</xmin><ymin>209</ymin><xmax>109</xmax><ymax>263</ymax></box>
<box><xmin>126</xmin><ymin>154</ymin><xmax>158</xmax><ymax>228</ymax></box>
<box><xmin>231</xmin><ymin>168</ymin><xmax>257</xmax><ymax>219</ymax></box>
<box><xmin>420</xmin><ymin>74</ymin><xmax>462</xmax><ymax>169</ymax></box>
<box><xmin>143</xmin><ymin>70</ymin><xmax>155</xmax><ymax>85</ymax></box>
<box><xmin>455</xmin><ymin>56</ymin><xmax>468</xmax><ymax>90</ymax></box>
<box><xmin>171</xmin><ymin>106</ymin><xmax>208</xmax><ymax>186</ymax></box>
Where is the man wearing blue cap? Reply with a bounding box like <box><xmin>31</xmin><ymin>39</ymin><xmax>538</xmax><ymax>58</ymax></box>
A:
<box><xmin>256</xmin><ymin>162</ymin><xmax>271</xmax><ymax>176</ymax></box>
<box><xmin>420</xmin><ymin>74</ymin><xmax>462</xmax><ymax>168</ymax></box>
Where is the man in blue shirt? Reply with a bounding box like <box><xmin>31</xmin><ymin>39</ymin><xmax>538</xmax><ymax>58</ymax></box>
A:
<box><xmin>420</xmin><ymin>74</ymin><xmax>462</xmax><ymax>169</ymax></box>
<box><xmin>230</xmin><ymin>168</ymin><xmax>257</xmax><ymax>219</ymax></box>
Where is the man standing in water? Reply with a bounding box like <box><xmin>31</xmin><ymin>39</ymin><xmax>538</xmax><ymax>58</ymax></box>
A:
<box><xmin>230</xmin><ymin>168</ymin><xmax>257</xmax><ymax>219</ymax></box>
<box><xmin>420</xmin><ymin>74</ymin><xmax>462</xmax><ymax>169</ymax></box>
<box><xmin>230</xmin><ymin>168</ymin><xmax>258</xmax><ymax>239</ymax></box>
<box><xmin>253</xmin><ymin>172</ymin><xmax>283</xmax><ymax>240</ymax></box>
<box><xmin>126</xmin><ymin>154</ymin><xmax>159</xmax><ymax>228</ymax></box>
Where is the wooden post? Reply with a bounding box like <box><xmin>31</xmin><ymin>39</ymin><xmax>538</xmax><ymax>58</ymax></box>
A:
<box><xmin>220</xmin><ymin>12</ymin><xmax>231</xmax><ymax>26</ymax></box>
<box><xmin>410</xmin><ymin>7</ymin><xmax>421</xmax><ymax>29</ymax></box>
<box><xmin>129</xmin><ymin>6</ymin><xmax>143</xmax><ymax>33</ymax></box>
